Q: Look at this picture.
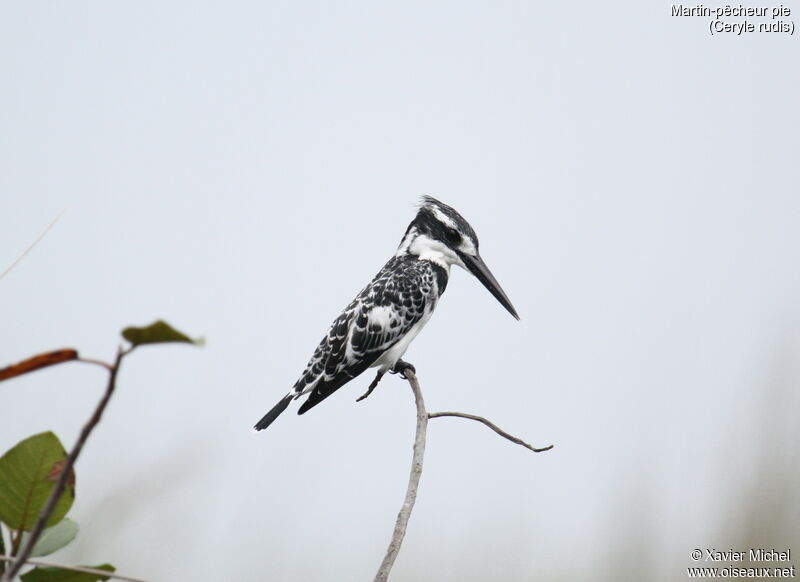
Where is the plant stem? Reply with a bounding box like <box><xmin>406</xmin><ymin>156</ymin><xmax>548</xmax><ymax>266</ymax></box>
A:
<box><xmin>8</xmin><ymin>530</ymin><xmax>20</xmax><ymax>558</ymax></box>
<box><xmin>1</xmin><ymin>347</ymin><xmax>129</xmax><ymax>582</ymax></box>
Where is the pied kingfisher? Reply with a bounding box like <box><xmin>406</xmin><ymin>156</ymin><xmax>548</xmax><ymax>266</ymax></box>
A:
<box><xmin>254</xmin><ymin>196</ymin><xmax>518</xmax><ymax>430</ymax></box>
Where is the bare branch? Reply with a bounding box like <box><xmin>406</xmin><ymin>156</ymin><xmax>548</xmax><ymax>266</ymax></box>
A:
<box><xmin>1</xmin><ymin>347</ymin><xmax>127</xmax><ymax>582</ymax></box>
<box><xmin>373</xmin><ymin>369</ymin><xmax>427</xmax><ymax>582</ymax></box>
<box><xmin>0</xmin><ymin>555</ymin><xmax>151</xmax><ymax>582</ymax></box>
<box><xmin>373</xmin><ymin>373</ymin><xmax>553</xmax><ymax>581</ymax></box>
<box><xmin>428</xmin><ymin>412</ymin><xmax>554</xmax><ymax>453</ymax></box>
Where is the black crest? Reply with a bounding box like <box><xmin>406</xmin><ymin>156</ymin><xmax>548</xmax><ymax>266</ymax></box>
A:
<box><xmin>402</xmin><ymin>195</ymin><xmax>479</xmax><ymax>250</ymax></box>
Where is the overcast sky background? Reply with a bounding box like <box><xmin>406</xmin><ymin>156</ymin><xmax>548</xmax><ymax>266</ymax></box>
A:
<box><xmin>2</xmin><ymin>2</ymin><xmax>798</xmax><ymax>581</ymax></box>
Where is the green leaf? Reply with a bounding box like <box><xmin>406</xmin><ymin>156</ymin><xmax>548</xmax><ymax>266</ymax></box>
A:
<box><xmin>29</xmin><ymin>517</ymin><xmax>79</xmax><ymax>557</ymax></box>
<box><xmin>21</xmin><ymin>563</ymin><xmax>114</xmax><ymax>582</ymax></box>
<box><xmin>0</xmin><ymin>432</ymin><xmax>74</xmax><ymax>531</ymax></box>
<box><xmin>121</xmin><ymin>320</ymin><xmax>203</xmax><ymax>346</ymax></box>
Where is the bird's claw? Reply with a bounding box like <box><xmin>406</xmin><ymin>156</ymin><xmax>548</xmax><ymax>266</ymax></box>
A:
<box><xmin>357</xmin><ymin>371</ymin><xmax>385</xmax><ymax>402</ymax></box>
<box><xmin>390</xmin><ymin>359</ymin><xmax>416</xmax><ymax>379</ymax></box>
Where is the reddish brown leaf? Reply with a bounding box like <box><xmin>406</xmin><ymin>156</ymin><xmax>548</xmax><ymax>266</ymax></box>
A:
<box><xmin>0</xmin><ymin>349</ymin><xmax>79</xmax><ymax>382</ymax></box>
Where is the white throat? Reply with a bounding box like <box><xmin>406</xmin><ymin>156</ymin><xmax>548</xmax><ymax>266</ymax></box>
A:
<box><xmin>399</xmin><ymin>232</ymin><xmax>464</xmax><ymax>270</ymax></box>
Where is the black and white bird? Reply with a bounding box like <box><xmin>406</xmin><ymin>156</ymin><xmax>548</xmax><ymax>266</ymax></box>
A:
<box><xmin>254</xmin><ymin>196</ymin><xmax>518</xmax><ymax>431</ymax></box>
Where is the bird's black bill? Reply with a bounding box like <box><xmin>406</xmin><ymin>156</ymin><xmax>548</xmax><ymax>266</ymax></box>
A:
<box><xmin>460</xmin><ymin>253</ymin><xmax>519</xmax><ymax>320</ymax></box>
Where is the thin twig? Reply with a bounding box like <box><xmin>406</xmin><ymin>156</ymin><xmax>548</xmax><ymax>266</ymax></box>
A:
<box><xmin>76</xmin><ymin>357</ymin><xmax>114</xmax><ymax>371</ymax></box>
<box><xmin>0</xmin><ymin>555</ymin><xmax>151</xmax><ymax>582</ymax></box>
<box><xmin>373</xmin><ymin>369</ymin><xmax>427</xmax><ymax>582</ymax></box>
<box><xmin>0</xmin><ymin>209</ymin><xmax>64</xmax><ymax>280</ymax></box>
<box><xmin>1</xmin><ymin>347</ymin><xmax>126</xmax><ymax>582</ymax></box>
<box><xmin>428</xmin><ymin>412</ymin><xmax>554</xmax><ymax>453</ymax></box>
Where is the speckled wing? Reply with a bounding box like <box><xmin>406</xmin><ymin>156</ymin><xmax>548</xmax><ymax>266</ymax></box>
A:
<box><xmin>295</xmin><ymin>258</ymin><xmax>436</xmax><ymax>414</ymax></box>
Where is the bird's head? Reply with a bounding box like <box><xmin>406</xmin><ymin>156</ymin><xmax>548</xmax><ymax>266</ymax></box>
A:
<box><xmin>396</xmin><ymin>195</ymin><xmax>519</xmax><ymax>320</ymax></box>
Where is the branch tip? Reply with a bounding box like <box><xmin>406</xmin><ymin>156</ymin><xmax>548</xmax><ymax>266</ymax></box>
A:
<box><xmin>427</xmin><ymin>412</ymin><xmax>553</xmax><ymax>453</ymax></box>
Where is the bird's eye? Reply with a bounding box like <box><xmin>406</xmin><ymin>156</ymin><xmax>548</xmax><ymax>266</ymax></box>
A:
<box><xmin>445</xmin><ymin>228</ymin><xmax>461</xmax><ymax>245</ymax></box>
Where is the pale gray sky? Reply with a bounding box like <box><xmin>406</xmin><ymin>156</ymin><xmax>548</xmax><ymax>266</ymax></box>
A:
<box><xmin>2</xmin><ymin>2</ymin><xmax>798</xmax><ymax>581</ymax></box>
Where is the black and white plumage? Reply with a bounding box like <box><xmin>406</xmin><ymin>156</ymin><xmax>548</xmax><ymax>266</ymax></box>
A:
<box><xmin>254</xmin><ymin>196</ymin><xmax>518</xmax><ymax>431</ymax></box>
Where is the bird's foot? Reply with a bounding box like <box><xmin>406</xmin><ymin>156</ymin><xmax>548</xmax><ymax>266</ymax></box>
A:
<box><xmin>389</xmin><ymin>359</ymin><xmax>416</xmax><ymax>380</ymax></box>
<box><xmin>356</xmin><ymin>371</ymin><xmax>385</xmax><ymax>402</ymax></box>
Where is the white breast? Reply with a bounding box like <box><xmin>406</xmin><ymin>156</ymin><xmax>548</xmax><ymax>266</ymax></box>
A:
<box><xmin>371</xmin><ymin>306</ymin><xmax>435</xmax><ymax>372</ymax></box>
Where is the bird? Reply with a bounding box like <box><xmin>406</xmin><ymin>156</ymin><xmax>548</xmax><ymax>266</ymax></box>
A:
<box><xmin>254</xmin><ymin>195</ymin><xmax>518</xmax><ymax>431</ymax></box>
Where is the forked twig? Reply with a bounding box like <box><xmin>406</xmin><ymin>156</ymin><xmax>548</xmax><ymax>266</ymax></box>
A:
<box><xmin>1</xmin><ymin>346</ymin><xmax>133</xmax><ymax>582</ymax></box>
<box><xmin>373</xmin><ymin>372</ymin><xmax>552</xmax><ymax>582</ymax></box>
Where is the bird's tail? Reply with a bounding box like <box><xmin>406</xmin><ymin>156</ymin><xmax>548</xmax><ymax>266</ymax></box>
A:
<box><xmin>254</xmin><ymin>392</ymin><xmax>295</xmax><ymax>431</ymax></box>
